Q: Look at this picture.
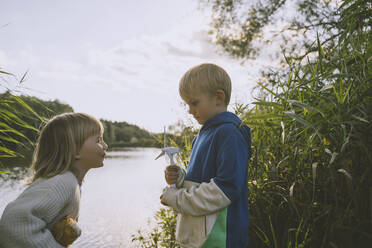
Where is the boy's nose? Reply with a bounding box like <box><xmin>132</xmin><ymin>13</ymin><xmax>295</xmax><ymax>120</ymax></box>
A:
<box><xmin>188</xmin><ymin>107</ymin><xmax>194</xmax><ymax>115</ymax></box>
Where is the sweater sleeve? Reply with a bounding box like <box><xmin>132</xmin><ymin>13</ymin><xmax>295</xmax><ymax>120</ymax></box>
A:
<box><xmin>0</xmin><ymin>175</ymin><xmax>76</xmax><ymax>248</ymax></box>
<box><xmin>161</xmin><ymin>179</ymin><xmax>231</xmax><ymax>216</ymax></box>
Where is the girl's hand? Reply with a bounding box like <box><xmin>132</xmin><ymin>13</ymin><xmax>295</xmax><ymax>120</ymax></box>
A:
<box><xmin>52</xmin><ymin>217</ymin><xmax>81</xmax><ymax>247</ymax></box>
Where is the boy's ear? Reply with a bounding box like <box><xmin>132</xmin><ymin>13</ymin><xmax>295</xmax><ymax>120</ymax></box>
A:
<box><xmin>216</xmin><ymin>89</ymin><xmax>225</xmax><ymax>105</ymax></box>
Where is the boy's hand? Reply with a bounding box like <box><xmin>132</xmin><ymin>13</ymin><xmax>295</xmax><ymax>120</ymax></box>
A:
<box><xmin>52</xmin><ymin>217</ymin><xmax>81</xmax><ymax>247</ymax></box>
<box><xmin>165</xmin><ymin>165</ymin><xmax>181</xmax><ymax>185</ymax></box>
<box><xmin>160</xmin><ymin>191</ymin><xmax>168</xmax><ymax>206</ymax></box>
<box><xmin>160</xmin><ymin>186</ymin><xmax>180</xmax><ymax>212</ymax></box>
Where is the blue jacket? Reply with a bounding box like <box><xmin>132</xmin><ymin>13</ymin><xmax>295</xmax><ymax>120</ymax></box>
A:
<box><xmin>186</xmin><ymin>111</ymin><xmax>251</xmax><ymax>247</ymax></box>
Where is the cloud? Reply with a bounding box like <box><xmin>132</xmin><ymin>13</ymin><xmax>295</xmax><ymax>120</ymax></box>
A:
<box><xmin>113</xmin><ymin>47</ymin><xmax>150</xmax><ymax>60</ymax></box>
<box><xmin>161</xmin><ymin>30</ymin><xmax>222</xmax><ymax>61</ymax></box>
<box><xmin>1</xmin><ymin>4</ymin><xmax>261</xmax><ymax>132</ymax></box>
<box><xmin>165</xmin><ymin>42</ymin><xmax>199</xmax><ymax>58</ymax></box>
<box><xmin>110</xmin><ymin>65</ymin><xmax>139</xmax><ymax>76</ymax></box>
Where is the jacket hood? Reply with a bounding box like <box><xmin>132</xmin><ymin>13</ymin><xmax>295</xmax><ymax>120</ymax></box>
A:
<box><xmin>201</xmin><ymin>111</ymin><xmax>252</xmax><ymax>158</ymax></box>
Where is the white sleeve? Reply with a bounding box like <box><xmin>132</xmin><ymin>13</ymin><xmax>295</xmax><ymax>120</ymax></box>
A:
<box><xmin>161</xmin><ymin>179</ymin><xmax>231</xmax><ymax>216</ymax></box>
<box><xmin>0</xmin><ymin>183</ymin><xmax>72</xmax><ymax>248</ymax></box>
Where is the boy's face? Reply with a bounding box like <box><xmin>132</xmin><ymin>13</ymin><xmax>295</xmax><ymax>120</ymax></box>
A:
<box><xmin>182</xmin><ymin>90</ymin><xmax>222</xmax><ymax>125</ymax></box>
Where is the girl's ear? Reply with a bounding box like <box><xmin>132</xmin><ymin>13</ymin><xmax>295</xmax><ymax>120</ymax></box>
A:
<box><xmin>216</xmin><ymin>89</ymin><xmax>225</xmax><ymax>105</ymax></box>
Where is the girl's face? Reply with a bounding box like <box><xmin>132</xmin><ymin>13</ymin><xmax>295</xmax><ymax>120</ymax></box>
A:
<box><xmin>77</xmin><ymin>134</ymin><xmax>108</xmax><ymax>169</ymax></box>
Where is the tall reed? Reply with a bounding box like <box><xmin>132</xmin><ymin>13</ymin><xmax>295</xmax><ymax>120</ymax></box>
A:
<box><xmin>243</xmin><ymin>1</ymin><xmax>372</xmax><ymax>246</ymax></box>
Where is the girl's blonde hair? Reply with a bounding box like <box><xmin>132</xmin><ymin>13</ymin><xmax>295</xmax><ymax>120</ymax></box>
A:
<box><xmin>179</xmin><ymin>63</ymin><xmax>232</xmax><ymax>106</ymax></box>
<box><xmin>30</xmin><ymin>112</ymin><xmax>103</xmax><ymax>183</ymax></box>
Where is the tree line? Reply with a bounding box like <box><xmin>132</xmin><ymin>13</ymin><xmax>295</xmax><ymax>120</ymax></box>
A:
<box><xmin>0</xmin><ymin>91</ymin><xmax>161</xmax><ymax>168</ymax></box>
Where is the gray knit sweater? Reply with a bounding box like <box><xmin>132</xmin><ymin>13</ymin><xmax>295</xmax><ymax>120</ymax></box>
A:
<box><xmin>0</xmin><ymin>171</ymin><xmax>81</xmax><ymax>248</ymax></box>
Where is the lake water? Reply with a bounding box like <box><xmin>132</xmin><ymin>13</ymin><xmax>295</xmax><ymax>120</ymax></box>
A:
<box><xmin>0</xmin><ymin>147</ymin><xmax>167</xmax><ymax>248</ymax></box>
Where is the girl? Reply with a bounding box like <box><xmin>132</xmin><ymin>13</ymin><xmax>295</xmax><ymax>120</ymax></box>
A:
<box><xmin>0</xmin><ymin>112</ymin><xmax>108</xmax><ymax>247</ymax></box>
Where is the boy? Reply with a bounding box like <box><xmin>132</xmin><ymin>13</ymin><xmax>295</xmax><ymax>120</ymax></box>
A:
<box><xmin>160</xmin><ymin>63</ymin><xmax>251</xmax><ymax>248</ymax></box>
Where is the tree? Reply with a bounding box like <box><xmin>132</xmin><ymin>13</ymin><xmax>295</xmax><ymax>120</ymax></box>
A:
<box><xmin>202</xmin><ymin>0</ymin><xmax>348</xmax><ymax>62</ymax></box>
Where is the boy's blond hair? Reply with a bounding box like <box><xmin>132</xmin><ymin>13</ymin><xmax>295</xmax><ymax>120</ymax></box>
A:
<box><xmin>179</xmin><ymin>63</ymin><xmax>232</xmax><ymax>106</ymax></box>
<box><xmin>30</xmin><ymin>112</ymin><xmax>103</xmax><ymax>183</ymax></box>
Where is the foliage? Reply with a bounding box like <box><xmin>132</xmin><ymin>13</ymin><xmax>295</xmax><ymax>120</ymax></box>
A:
<box><xmin>0</xmin><ymin>69</ymin><xmax>43</xmax><ymax>170</ymax></box>
<box><xmin>202</xmin><ymin>0</ymin><xmax>342</xmax><ymax>61</ymax></box>
<box><xmin>101</xmin><ymin>120</ymin><xmax>158</xmax><ymax>148</ymax></box>
<box><xmin>0</xmin><ymin>93</ymin><xmax>39</xmax><ymax>158</ymax></box>
<box><xmin>131</xmin><ymin>208</ymin><xmax>180</xmax><ymax>248</ymax></box>
<box><xmin>237</xmin><ymin>0</ymin><xmax>372</xmax><ymax>247</ymax></box>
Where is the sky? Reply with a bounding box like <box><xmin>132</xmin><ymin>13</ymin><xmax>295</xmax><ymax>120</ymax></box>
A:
<box><xmin>0</xmin><ymin>0</ymin><xmax>267</xmax><ymax>133</ymax></box>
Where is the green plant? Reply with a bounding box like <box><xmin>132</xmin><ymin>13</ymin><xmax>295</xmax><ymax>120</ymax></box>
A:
<box><xmin>131</xmin><ymin>208</ymin><xmax>180</xmax><ymax>248</ymax></box>
<box><xmin>0</xmin><ymin>69</ymin><xmax>43</xmax><ymax>171</ymax></box>
<box><xmin>241</xmin><ymin>1</ymin><xmax>372</xmax><ymax>246</ymax></box>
